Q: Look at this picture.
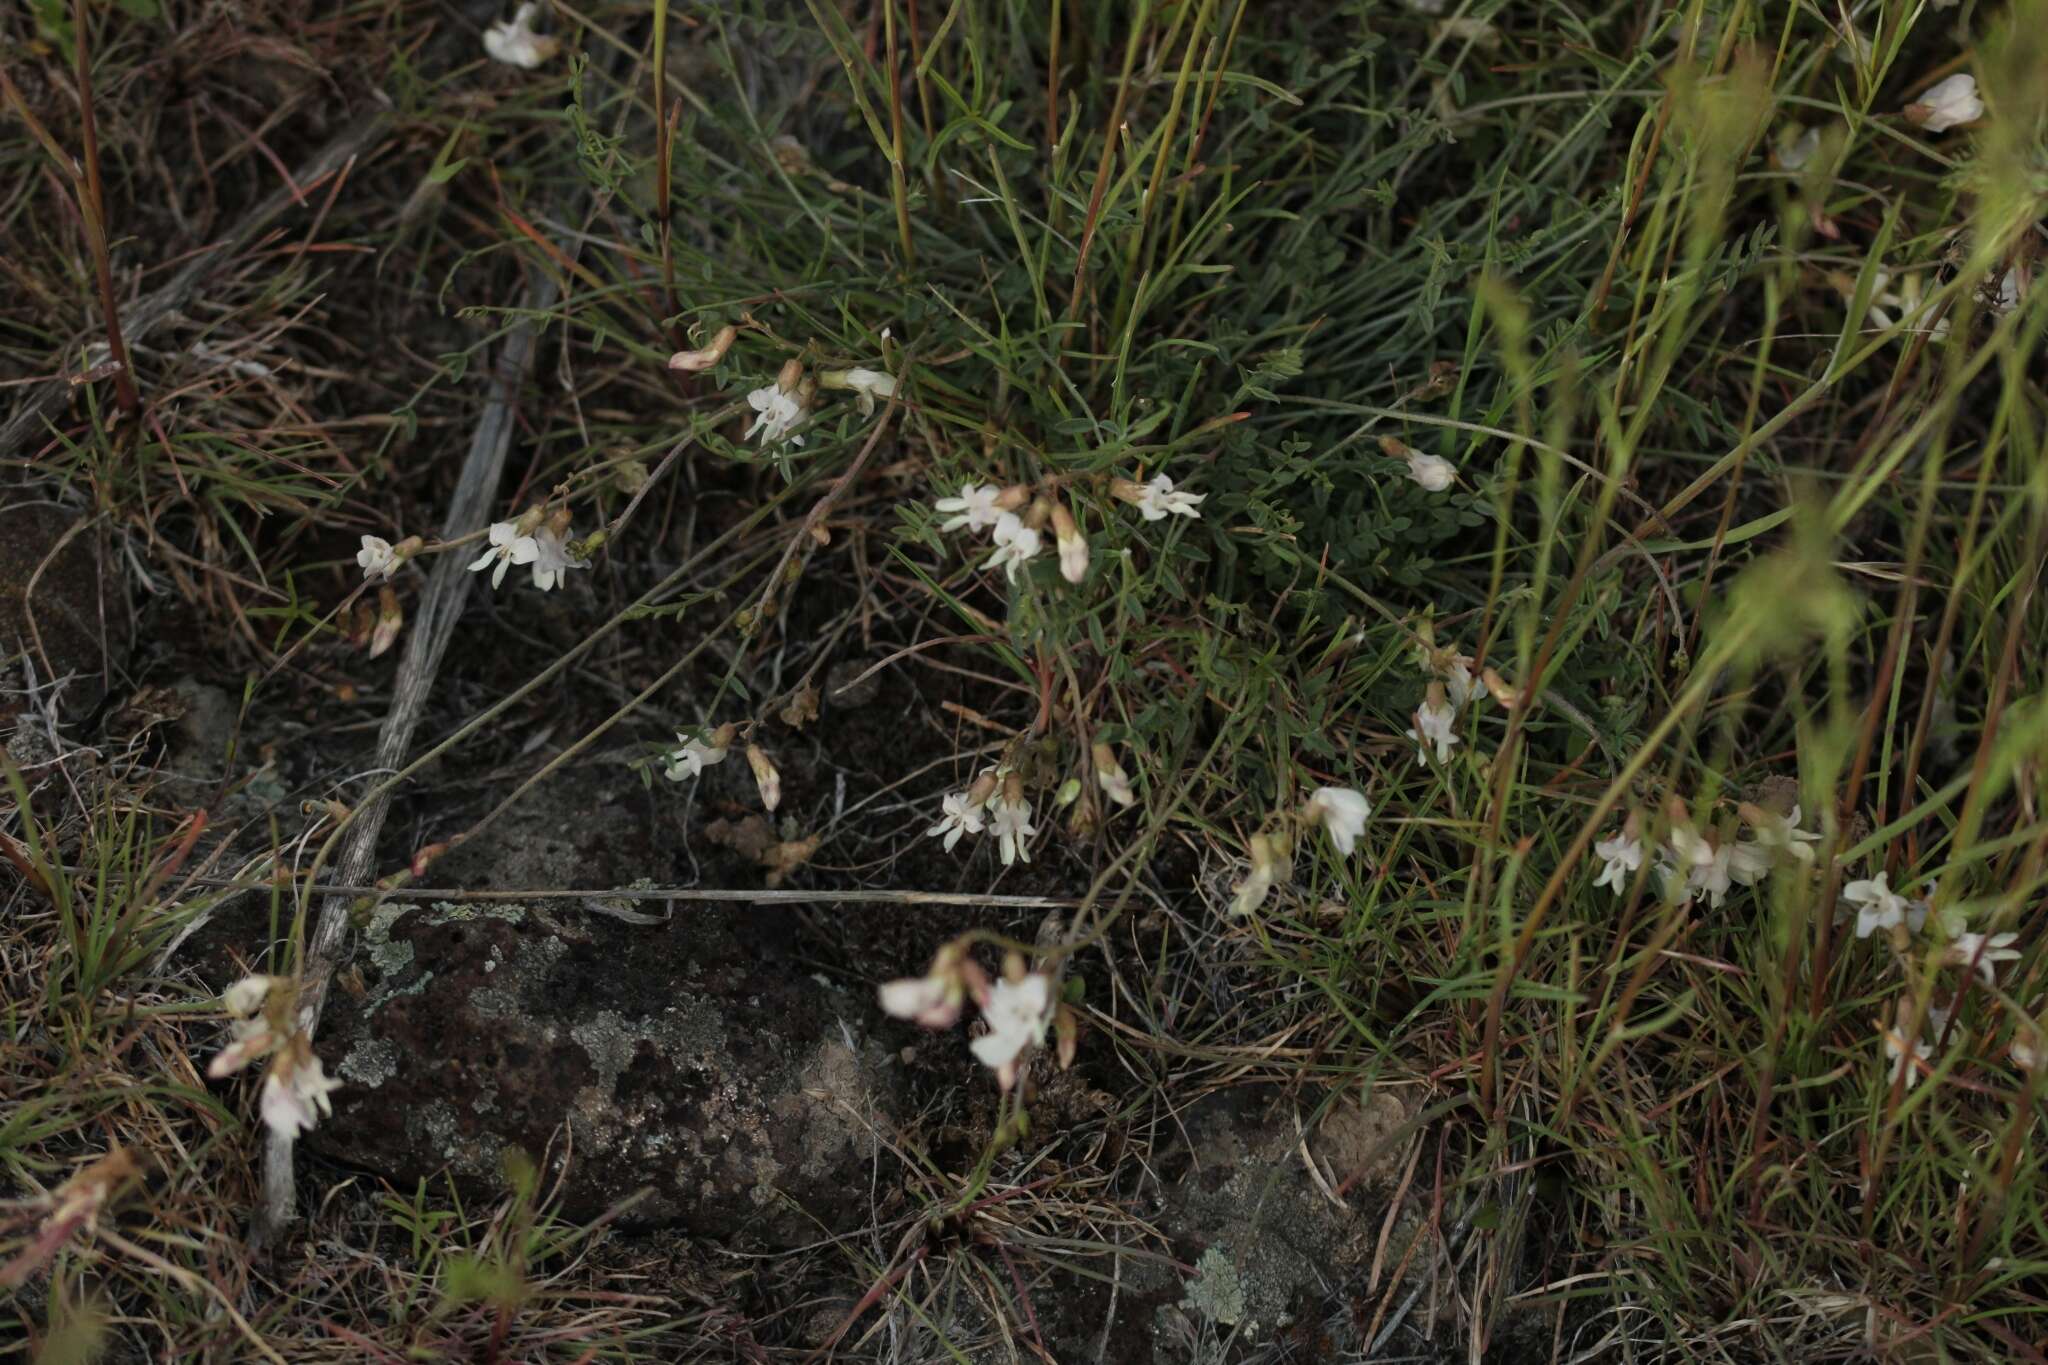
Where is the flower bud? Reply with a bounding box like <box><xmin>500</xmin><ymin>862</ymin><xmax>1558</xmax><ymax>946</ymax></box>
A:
<box><xmin>1481</xmin><ymin>667</ymin><xmax>1520</xmax><ymax>709</ymax></box>
<box><xmin>1051</xmin><ymin>501</ymin><xmax>1089</xmax><ymax>584</ymax></box>
<box><xmin>967</xmin><ymin>768</ymin><xmax>1001</xmax><ymax>808</ymax></box>
<box><xmin>369</xmin><ymin>585</ymin><xmax>404</xmax><ymax>659</ymax></box>
<box><xmin>995</xmin><ymin>484</ymin><xmax>1032</xmax><ymax>512</ymax></box>
<box><xmin>746</xmin><ymin>744</ymin><xmax>781</xmax><ymax>813</ymax></box>
<box><xmin>1092</xmin><ymin>743</ymin><xmax>1135</xmax><ymax>807</ymax></box>
<box><xmin>775</xmin><ymin>357</ymin><xmax>804</xmax><ymax>394</ymax></box>
<box><xmin>668</xmin><ymin>324</ymin><xmax>738</xmax><ymax>373</ymax></box>
<box><xmin>1054</xmin><ymin>1002</ymin><xmax>1079</xmax><ymax>1071</ymax></box>
<box><xmin>1024</xmin><ymin>495</ymin><xmax>1054</xmax><ymax>532</ymax></box>
<box><xmin>511</xmin><ymin>505</ymin><xmax>546</xmax><ymax>537</ymax></box>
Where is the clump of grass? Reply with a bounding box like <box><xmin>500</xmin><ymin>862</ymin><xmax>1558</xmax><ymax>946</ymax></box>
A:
<box><xmin>6</xmin><ymin>0</ymin><xmax>2048</xmax><ymax>1358</ymax></box>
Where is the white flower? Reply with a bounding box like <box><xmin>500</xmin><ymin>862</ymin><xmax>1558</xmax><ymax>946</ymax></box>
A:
<box><xmin>528</xmin><ymin>526</ymin><xmax>581</xmax><ymax>592</ymax></box>
<box><xmin>1229</xmin><ymin>833</ymin><xmax>1287</xmax><ymax>917</ymax></box>
<box><xmin>1846</xmin><ymin>871</ymin><xmax>1924</xmax><ymax>938</ymax></box>
<box><xmin>1093</xmin><ymin>744</ymin><xmax>1136</xmax><ymax>808</ymax></box>
<box><xmin>840</xmin><ymin>367</ymin><xmax>897</xmax><ymax>416</ymax></box>
<box><xmin>1305</xmin><ymin>786</ymin><xmax>1371</xmax><ymax>857</ymax></box>
<box><xmin>1883</xmin><ymin>1025</ymin><xmax>1933</xmax><ymax>1091</ymax></box>
<box><xmin>927</xmin><ymin>791</ymin><xmax>986</xmax><ymax>851</ymax></box>
<box><xmin>1665</xmin><ymin>825</ymin><xmax>1768</xmax><ymax>908</ymax></box>
<box><xmin>467</xmin><ymin>521</ymin><xmax>538</xmax><ymax>589</ymax></box>
<box><xmin>356</xmin><ymin>536</ymin><xmax>398</xmax><ymax>581</ymax></box>
<box><xmin>1404</xmin><ymin>451</ymin><xmax>1457</xmax><ymax>491</ymax></box>
<box><xmin>1776</xmin><ymin>124</ymin><xmax>1821</xmax><ymax>171</ymax></box>
<box><xmin>482</xmin><ymin>2</ymin><xmax>561</xmax><ymax>69</ymax></box>
<box><xmin>1051</xmin><ymin>504</ymin><xmax>1089</xmax><ymax>585</ymax></box>
<box><xmin>663</xmin><ymin>733</ymin><xmax>729</xmax><ymax>782</ymax></box>
<box><xmin>222</xmin><ymin>975</ymin><xmax>278</xmax><ymax>1018</ymax></box>
<box><xmin>988</xmin><ymin>793</ymin><xmax>1036</xmax><ymax>866</ymax></box>
<box><xmin>1944</xmin><ymin>932</ymin><xmax>2021</xmax><ymax>987</ymax></box>
<box><xmin>934</xmin><ymin>483</ymin><xmax>1006</xmax><ymax>534</ymax></box>
<box><xmin>1125</xmin><ymin>473</ymin><xmax>1205</xmax><ymax>522</ymax></box>
<box><xmin>878</xmin><ymin>973</ymin><xmax>963</xmax><ymax>1029</ymax></box>
<box><xmin>744</xmin><ymin>383</ymin><xmax>807</xmax><ymax>447</ymax></box>
<box><xmin>1407</xmin><ymin>691</ymin><xmax>1458</xmax><ymax>766</ymax></box>
<box><xmin>1906</xmin><ymin>73</ymin><xmax>1983</xmax><ymax>134</ymax></box>
<box><xmin>969</xmin><ymin>974</ymin><xmax>1053</xmax><ymax>1072</ymax></box>
<box><xmin>260</xmin><ymin>1054</ymin><xmax>341</xmax><ymax>1139</ymax></box>
<box><xmin>207</xmin><ymin>1016</ymin><xmax>278</xmax><ymax>1078</ymax></box>
<box><xmin>984</xmin><ymin>513</ymin><xmax>1042</xmax><ymax>582</ymax></box>
<box><xmin>1444</xmin><ymin>655</ymin><xmax>1478</xmax><ymax>709</ymax></box>
<box><xmin>1593</xmin><ymin>833</ymin><xmax>1643</xmax><ymax>895</ymax></box>
<box><xmin>1752</xmin><ymin>804</ymin><xmax>1823</xmax><ymax>864</ymax></box>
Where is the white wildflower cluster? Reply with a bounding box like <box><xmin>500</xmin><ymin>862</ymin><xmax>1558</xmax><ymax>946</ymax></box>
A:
<box><xmin>927</xmin><ymin>768</ymin><xmax>1037</xmax><ymax>865</ymax></box>
<box><xmin>667</xmin><ymin>335</ymin><xmax>900</xmax><ymax>448</ymax></box>
<box><xmin>928</xmin><ymin>470</ymin><xmax>1205</xmax><ymax>590</ymax></box>
<box><xmin>466</xmin><ymin>506</ymin><xmax>586</xmax><ymax>593</ymax></box>
<box><xmin>209</xmin><ymin>975</ymin><xmax>341</xmax><ymax>1141</ymax></box>
<box><xmin>1589</xmin><ymin>797</ymin><xmax>1817</xmax><ymax>909</ymax></box>
<box><xmin>482</xmin><ymin>2</ymin><xmax>561</xmax><ymax>69</ymax></box>
<box><xmin>878</xmin><ymin>946</ymin><xmax>1075</xmax><ymax>1090</ymax></box>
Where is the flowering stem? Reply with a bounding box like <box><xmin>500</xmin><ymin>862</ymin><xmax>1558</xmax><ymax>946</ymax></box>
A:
<box><xmin>881</xmin><ymin>0</ymin><xmax>917</xmax><ymax>267</ymax></box>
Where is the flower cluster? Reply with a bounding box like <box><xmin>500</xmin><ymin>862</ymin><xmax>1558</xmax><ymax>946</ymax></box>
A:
<box><xmin>878</xmin><ymin>946</ymin><xmax>1075</xmax><ymax>1090</ymax></box>
<box><xmin>927</xmin><ymin>768</ymin><xmax>1038</xmax><ymax>865</ymax></box>
<box><xmin>930</xmin><ymin>471</ymin><xmax>1205</xmax><ymax>589</ymax></box>
<box><xmin>467</xmin><ymin>506</ymin><xmax>585</xmax><ymax>593</ymax></box>
<box><xmin>1590</xmin><ymin>799</ymin><xmax>1816</xmax><ymax>909</ymax></box>
<box><xmin>1230</xmin><ymin>783</ymin><xmax>1372</xmax><ymax>918</ymax></box>
<box><xmin>209</xmin><ymin>975</ymin><xmax>342</xmax><ymax>1140</ymax></box>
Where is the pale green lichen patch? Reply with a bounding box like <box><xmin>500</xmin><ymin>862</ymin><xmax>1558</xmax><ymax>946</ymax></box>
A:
<box><xmin>339</xmin><ymin>1037</ymin><xmax>399</xmax><ymax>1088</ymax></box>
<box><xmin>364</xmin><ymin>905</ymin><xmax>415</xmax><ymax>977</ymax></box>
<box><xmin>1182</xmin><ymin>1246</ymin><xmax>1246</xmax><ymax>1326</ymax></box>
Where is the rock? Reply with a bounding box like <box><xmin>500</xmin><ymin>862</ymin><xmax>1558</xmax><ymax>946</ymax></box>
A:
<box><xmin>302</xmin><ymin>767</ymin><xmax>903</xmax><ymax>1244</ymax></box>
<box><xmin>0</xmin><ymin>503</ymin><xmax>116</xmax><ymax>713</ymax></box>
<box><xmin>1041</xmin><ymin>1088</ymin><xmax>1422</xmax><ymax>1362</ymax></box>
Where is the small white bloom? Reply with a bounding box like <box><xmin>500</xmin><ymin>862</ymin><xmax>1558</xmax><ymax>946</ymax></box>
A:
<box><xmin>927</xmin><ymin>791</ymin><xmax>986</xmax><ymax>851</ymax></box>
<box><xmin>1404</xmin><ymin>451</ymin><xmax>1457</xmax><ymax>491</ymax></box>
<box><xmin>988</xmin><ymin>794</ymin><xmax>1037</xmax><ymax>866</ymax></box>
<box><xmin>1944</xmin><ymin>931</ymin><xmax>2021</xmax><ymax>987</ymax></box>
<box><xmin>467</xmin><ymin>520</ymin><xmax>539</xmax><ymax>589</ymax></box>
<box><xmin>222</xmin><ymin>975</ymin><xmax>278</xmax><ymax>1018</ymax></box>
<box><xmin>482</xmin><ymin>2</ymin><xmax>561</xmax><ymax>69</ymax></box>
<box><xmin>663</xmin><ymin>733</ymin><xmax>730</xmax><ymax>782</ymax></box>
<box><xmin>1052</xmin><ymin>506</ymin><xmax>1089</xmax><ymax>585</ymax></box>
<box><xmin>878</xmin><ymin>973</ymin><xmax>963</xmax><ymax>1029</ymax></box>
<box><xmin>934</xmin><ymin>483</ymin><xmax>1006</xmax><ymax>534</ymax></box>
<box><xmin>1444</xmin><ymin>655</ymin><xmax>1478</xmax><ymax>709</ymax></box>
<box><xmin>1883</xmin><ymin>1026</ymin><xmax>1933</xmax><ymax>1091</ymax></box>
<box><xmin>1752</xmin><ymin>804</ymin><xmax>1823</xmax><ymax>864</ymax></box>
<box><xmin>1776</xmin><ymin>124</ymin><xmax>1821</xmax><ymax>171</ymax></box>
<box><xmin>1666</xmin><ymin>824</ymin><xmax>1762</xmax><ymax>908</ymax></box>
<box><xmin>1408</xmin><ymin>693</ymin><xmax>1458</xmax><ymax>766</ymax></box>
<box><xmin>1906</xmin><ymin>73</ymin><xmax>1983</xmax><ymax>134</ymax></box>
<box><xmin>1305</xmin><ymin>786</ymin><xmax>1371</xmax><ymax>857</ymax></box>
<box><xmin>1129</xmin><ymin>473</ymin><xmax>1205</xmax><ymax>522</ymax></box>
<box><xmin>1093</xmin><ymin>745</ymin><xmax>1136</xmax><ymax>808</ymax></box>
<box><xmin>356</xmin><ymin>536</ymin><xmax>398</xmax><ymax>582</ymax></box>
<box><xmin>969</xmin><ymin>974</ymin><xmax>1053</xmax><ymax>1072</ymax></box>
<box><xmin>744</xmin><ymin>383</ymin><xmax>807</xmax><ymax>447</ymax></box>
<box><xmin>528</xmin><ymin>526</ymin><xmax>581</xmax><ymax>592</ymax></box>
<box><xmin>1846</xmin><ymin>871</ymin><xmax>1922</xmax><ymax>938</ymax></box>
<box><xmin>207</xmin><ymin>1016</ymin><xmax>278</xmax><ymax>1078</ymax></box>
<box><xmin>260</xmin><ymin>1054</ymin><xmax>341</xmax><ymax>1139</ymax></box>
<box><xmin>840</xmin><ymin>367</ymin><xmax>897</xmax><ymax>417</ymax></box>
<box><xmin>984</xmin><ymin>513</ymin><xmax>1043</xmax><ymax>582</ymax></box>
<box><xmin>1593</xmin><ymin>833</ymin><xmax>1643</xmax><ymax>895</ymax></box>
<box><xmin>1230</xmin><ymin>833</ymin><xmax>1287</xmax><ymax>917</ymax></box>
